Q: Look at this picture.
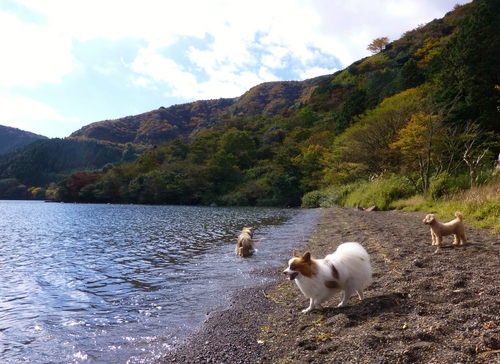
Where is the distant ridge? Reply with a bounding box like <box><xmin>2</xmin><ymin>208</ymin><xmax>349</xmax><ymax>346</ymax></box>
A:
<box><xmin>0</xmin><ymin>125</ymin><xmax>48</xmax><ymax>155</ymax></box>
<box><xmin>69</xmin><ymin>76</ymin><xmax>328</xmax><ymax>145</ymax></box>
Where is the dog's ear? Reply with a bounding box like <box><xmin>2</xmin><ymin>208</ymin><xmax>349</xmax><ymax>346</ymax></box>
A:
<box><xmin>423</xmin><ymin>214</ymin><xmax>434</xmax><ymax>224</ymax></box>
<box><xmin>292</xmin><ymin>250</ymin><xmax>300</xmax><ymax>258</ymax></box>
<box><xmin>302</xmin><ymin>252</ymin><xmax>312</xmax><ymax>262</ymax></box>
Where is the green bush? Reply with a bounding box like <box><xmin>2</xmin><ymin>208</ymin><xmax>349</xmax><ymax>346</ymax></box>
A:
<box><xmin>219</xmin><ymin>192</ymin><xmax>248</xmax><ymax>206</ymax></box>
<box><xmin>301</xmin><ymin>190</ymin><xmax>325</xmax><ymax>208</ymax></box>
<box><xmin>429</xmin><ymin>172</ymin><xmax>471</xmax><ymax>200</ymax></box>
<box><xmin>429</xmin><ymin>173</ymin><xmax>453</xmax><ymax>200</ymax></box>
<box><xmin>344</xmin><ymin>175</ymin><xmax>417</xmax><ymax>210</ymax></box>
<box><xmin>318</xmin><ymin>182</ymin><xmax>362</xmax><ymax>208</ymax></box>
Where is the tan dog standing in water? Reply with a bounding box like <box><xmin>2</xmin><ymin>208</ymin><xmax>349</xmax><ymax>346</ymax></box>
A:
<box><xmin>422</xmin><ymin>211</ymin><xmax>467</xmax><ymax>252</ymax></box>
<box><xmin>235</xmin><ymin>227</ymin><xmax>261</xmax><ymax>257</ymax></box>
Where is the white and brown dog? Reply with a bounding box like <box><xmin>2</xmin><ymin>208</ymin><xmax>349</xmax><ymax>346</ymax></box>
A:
<box><xmin>422</xmin><ymin>211</ymin><xmax>467</xmax><ymax>252</ymax></box>
<box><xmin>283</xmin><ymin>243</ymin><xmax>372</xmax><ymax>312</ymax></box>
<box><xmin>235</xmin><ymin>227</ymin><xmax>261</xmax><ymax>257</ymax></box>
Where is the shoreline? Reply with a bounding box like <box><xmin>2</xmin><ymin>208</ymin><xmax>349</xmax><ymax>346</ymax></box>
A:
<box><xmin>158</xmin><ymin>207</ymin><xmax>323</xmax><ymax>363</ymax></box>
<box><xmin>159</xmin><ymin>206</ymin><xmax>321</xmax><ymax>363</ymax></box>
<box><xmin>159</xmin><ymin>207</ymin><xmax>500</xmax><ymax>363</ymax></box>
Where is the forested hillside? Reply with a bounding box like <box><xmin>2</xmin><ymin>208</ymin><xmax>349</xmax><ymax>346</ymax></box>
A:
<box><xmin>0</xmin><ymin>125</ymin><xmax>47</xmax><ymax>155</ymax></box>
<box><xmin>69</xmin><ymin>78</ymin><xmax>326</xmax><ymax>145</ymax></box>
<box><xmin>1</xmin><ymin>0</ymin><xmax>499</xmax><ymax>206</ymax></box>
<box><xmin>0</xmin><ymin>139</ymin><xmax>124</xmax><ymax>199</ymax></box>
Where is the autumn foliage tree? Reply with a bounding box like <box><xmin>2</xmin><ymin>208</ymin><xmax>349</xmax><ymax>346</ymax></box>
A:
<box><xmin>4</xmin><ymin>2</ymin><xmax>500</xmax><ymax>207</ymax></box>
<box><xmin>367</xmin><ymin>37</ymin><xmax>390</xmax><ymax>54</ymax></box>
<box><xmin>390</xmin><ymin>112</ymin><xmax>442</xmax><ymax>194</ymax></box>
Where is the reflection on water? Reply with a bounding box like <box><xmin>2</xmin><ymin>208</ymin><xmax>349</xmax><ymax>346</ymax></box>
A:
<box><xmin>0</xmin><ymin>201</ymin><xmax>320</xmax><ymax>363</ymax></box>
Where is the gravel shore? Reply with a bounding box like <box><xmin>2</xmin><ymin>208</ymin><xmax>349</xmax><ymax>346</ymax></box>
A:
<box><xmin>159</xmin><ymin>207</ymin><xmax>500</xmax><ymax>363</ymax></box>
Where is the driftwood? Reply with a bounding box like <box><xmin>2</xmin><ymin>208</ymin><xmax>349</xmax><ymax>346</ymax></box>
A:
<box><xmin>355</xmin><ymin>205</ymin><xmax>379</xmax><ymax>212</ymax></box>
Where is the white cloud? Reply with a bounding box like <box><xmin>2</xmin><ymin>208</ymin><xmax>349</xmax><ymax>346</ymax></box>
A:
<box><xmin>0</xmin><ymin>95</ymin><xmax>79</xmax><ymax>138</ymax></box>
<box><xmin>132</xmin><ymin>76</ymin><xmax>157</xmax><ymax>90</ymax></box>
<box><xmin>261</xmin><ymin>46</ymin><xmax>289</xmax><ymax>70</ymax></box>
<box><xmin>8</xmin><ymin>0</ymin><xmax>471</xmax><ymax>92</ymax></box>
<box><xmin>1</xmin><ymin>0</ymin><xmax>473</xmax><ymax>138</ymax></box>
<box><xmin>128</xmin><ymin>47</ymin><xmax>200</xmax><ymax>98</ymax></box>
<box><xmin>300</xmin><ymin>67</ymin><xmax>338</xmax><ymax>81</ymax></box>
<box><xmin>16</xmin><ymin>0</ymin><xmax>216</xmax><ymax>42</ymax></box>
<box><xmin>0</xmin><ymin>11</ymin><xmax>74</xmax><ymax>88</ymax></box>
<box><xmin>312</xmin><ymin>0</ymin><xmax>471</xmax><ymax>66</ymax></box>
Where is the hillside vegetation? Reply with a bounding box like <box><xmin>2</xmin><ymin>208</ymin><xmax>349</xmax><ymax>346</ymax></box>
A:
<box><xmin>0</xmin><ymin>125</ymin><xmax>47</xmax><ymax>155</ymax></box>
<box><xmin>69</xmin><ymin>79</ymin><xmax>325</xmax><ymax>145</ymax></box>
<box><xmin>1</xmin><ymin>0</ymin><xmax>499</xmax><ymax>229</ymax></box>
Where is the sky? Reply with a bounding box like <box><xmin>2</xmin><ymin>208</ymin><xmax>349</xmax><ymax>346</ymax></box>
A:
<box><xmin>0</xmin><ymin>0</ymin><xmax>472</xmax><ymax>139</ymax></box>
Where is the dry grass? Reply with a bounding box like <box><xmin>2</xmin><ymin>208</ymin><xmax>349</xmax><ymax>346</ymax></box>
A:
<box><xmin>397</xmin><ymin>182</ymin><xmax>500</xmax><ymax>234</ymax></box>
<box><xmin>449</xmin><ymin>183</ymin><xmax>500</xmax><ymax>204</ymax></box>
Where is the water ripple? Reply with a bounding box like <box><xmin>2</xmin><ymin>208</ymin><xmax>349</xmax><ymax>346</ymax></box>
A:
<box><xmin>0</xmin><ymin>201</ymin><xmax>320</xmax><ymax>363</ymax></box>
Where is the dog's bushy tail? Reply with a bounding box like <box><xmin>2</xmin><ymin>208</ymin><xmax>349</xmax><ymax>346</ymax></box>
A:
<box><xmin>455</xmin><ymin>211</ymin><xmax>464</xmax><ymax>221</ymax></box>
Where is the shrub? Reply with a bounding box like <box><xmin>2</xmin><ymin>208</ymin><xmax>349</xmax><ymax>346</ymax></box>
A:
<box><xmin>301</xmin><ymin>190</ymin><xmax>325</xmax><ymax>208</ymax></box>
<box><xmin>429</xmin><ymin>172</ymin><xmax>470</xmax><ymax>200</ymax></box>
<box><xmin>219</xmin><ymin>192</ymin><xmax>248</xmax><ymax>206</ymax></box>
<box><xmin>429</xmin><ymin>173</ymin><xmax>453</xmax><ymax>200</ymax></box>
<box><xmin>344</xmin><ymin>175</ymin><xmax>417</xmax><ymax>210</ymax></box>
<box><xmin>319</xmin><ymin>182</ymin><xmax>362</xmax><ymax>208</ymax></box>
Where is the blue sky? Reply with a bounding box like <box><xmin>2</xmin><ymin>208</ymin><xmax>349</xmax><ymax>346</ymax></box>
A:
<box><xmin>0</xmin><ymin>0</ymin><xmax>471</xmax><ymax>138</ymax></box>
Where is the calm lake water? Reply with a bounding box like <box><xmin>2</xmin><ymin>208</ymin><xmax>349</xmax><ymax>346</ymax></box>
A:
<box><xmin>0</xmin><ymin>201</ymin><xmax>320</xmax><ymax>363</ymax></box>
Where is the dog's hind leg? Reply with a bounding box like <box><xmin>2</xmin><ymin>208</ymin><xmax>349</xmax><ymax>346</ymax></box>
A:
<box><xmin>355</xmin><ymin>289</ymin><xmax>364</xmax><ymax>301</ymax></box>
<box><xmin>338</xmin><ymin>286</ymin><xmax>356</xmax><ymax>307</ymax></box>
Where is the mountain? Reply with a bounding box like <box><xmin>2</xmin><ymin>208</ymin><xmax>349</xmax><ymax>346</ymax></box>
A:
<box><xmin>66</xmin><ymin>4</ymin><xmax>474</xmax><ymax>148</ymax></box>
<box><xmin>0</xmin><ymin>125</ymin><xmax>48</xmax><ymax>155</ymax></box>
<box><xmin>69</xmin><ymin>77</ymin><xmax>328</xmax><ymax>145</ymax></box>
<box><xmin>0</xmin><ymin>138</ymin><xmax>124</xmax><ymax>188</ymax></box>
<box><xmin>2</xmin><ymin>0</ymin><xmax>499</xmax><ymax>207</ymax></box>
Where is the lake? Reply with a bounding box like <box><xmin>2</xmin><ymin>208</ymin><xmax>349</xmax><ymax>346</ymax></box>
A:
<box><xmin>0</xmin><ymin>201</ymin><xmax>320</xmax><ymax>363</ymax></box>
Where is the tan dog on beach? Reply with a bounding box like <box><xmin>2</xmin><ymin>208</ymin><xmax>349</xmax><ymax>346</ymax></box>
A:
<box><xmin>422</xmin><ymin>211</ymin><xmax>467</xmax><ymax>252</ymax></box>
<box><xmin>235</xmin><ymin>227</ymin><xmax>261</xmax><ymax>257</ymax></box>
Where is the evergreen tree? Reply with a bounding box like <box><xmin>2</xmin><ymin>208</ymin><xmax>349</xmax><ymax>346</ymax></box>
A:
<box><xmin>435</xmin><ymin>0</ymin><xmax>500</xmax><ymax>131</ymax></box>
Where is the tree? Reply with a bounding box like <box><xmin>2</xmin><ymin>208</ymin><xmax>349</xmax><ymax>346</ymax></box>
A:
<box><xmin>291</xmin><ymin>144</ymin><xmax>328</xmax><ymax>192</ymax></box>
<box><xmin>390</xmin><ymin>112</ymin><xmax>442</xmax><ymax>194</ymax></box>
<box><xmin>325</xmin><ymin>87</ymin><xmax>427</xmax><ymax>183</ymax></box>
<box><xmin>460</xmin><ymin>122</ymin><xmax>497</xmax><ymax>187</ymax></box>
<box><xmin>206</xmin><ymin>150</ymin><xmax>241</xmax><ymax>195</ymax></box>
<box><xmin>219</xmin><ymin>128</ymin><xmax>257</xmax><ymax>169</ymax></box>
<box><xmin>187</xmin><ymin>131</ymin><xmax>221</xmax><ymax>165</ymax></box>
<box><xmin>435</xmin><ymin>0</ymin><xmax>500</xmax><ymax>132</ymax></box>
<box><xmin>122</xmin><ymin>143</ymin><xmax>138</xmax><ymax>162</ymax></box>
<box><xmin>367</xmin><ymin>37</ymin><xmax>390</xmax><ymax>54</ymax></box>
<box><xmin>28</xmin><ymin>186</ymin><xmax>46</xmax><ymax>200</ymax></box>
<box><xmin>337</xmin><ymin>89</ymin><xmax>368</xmax><ymax>134</ymax></box>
